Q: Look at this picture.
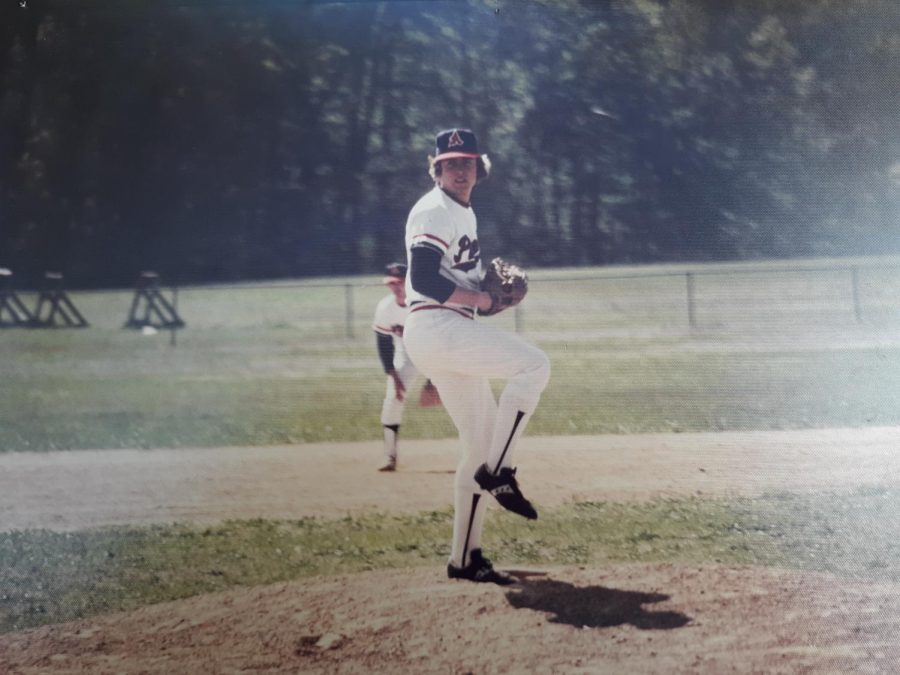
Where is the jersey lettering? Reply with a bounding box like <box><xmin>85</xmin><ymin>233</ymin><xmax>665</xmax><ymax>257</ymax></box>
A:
<box><xmin>452</xmin><ymin>235</ymin><xmax>480</xmax><ymax>272</ymax></box>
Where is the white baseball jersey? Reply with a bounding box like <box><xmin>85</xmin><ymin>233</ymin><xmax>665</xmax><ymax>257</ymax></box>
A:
<box><xmin>372</xmin><ymin>294</ymin><xmax>409</xmax><ymax>363</ymax></box>
<box><xmin>404</xmin><ymin>186</ymin><xmax>482</xmax><ymax>313</ymax></box>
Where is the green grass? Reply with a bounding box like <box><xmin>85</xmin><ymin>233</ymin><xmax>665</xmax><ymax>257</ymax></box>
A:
<box><xmin>2</xmin><ymin>260</ymin><xmax>899</xmax><ymax>450</ymax></box>
<box><xmin>2</xmin><ymin>329</ymin><xmax>898</xmax><ymax>450</ymax></box>
<box><xmin>0</xmin><ymin>331</ymin><xmax>459</xmax><ymax>449</ymax></box>
<box><xmin>3</xmin><ymin>487</ymin><xmax>899</xmax><ymax>634</ymax></box>
<box><xmin>536</xmin><ymin>342</ymin><xmax>900</xmax><ymax>435</ymax></box>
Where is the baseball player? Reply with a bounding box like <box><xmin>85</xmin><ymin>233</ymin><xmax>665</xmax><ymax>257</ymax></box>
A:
<box><xmin>372</xmin><ymin>262</ymin><xmax>426</xmax><ymax>472</ymax></box>
<box><xmin>401</xmin><ymin>128</ymin><xmax>551</xmax><ymax>585</ymax></box>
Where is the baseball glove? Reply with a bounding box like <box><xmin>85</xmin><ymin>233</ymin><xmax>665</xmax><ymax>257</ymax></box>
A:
<box><xmin>478</xmin><ymin>257</ymin><xmax>528</xmax><ymax>316</ymax></box>
<box><xmin>418</xmin><ymin>380</ymin><xmax>442</xmax><ymax>408</ymax></box>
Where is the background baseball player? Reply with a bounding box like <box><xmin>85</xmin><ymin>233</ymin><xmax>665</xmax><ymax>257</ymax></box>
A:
<box><xmin>401</xmin><ymin>128</ymin><xmax>551</xmax><ymax>585</ymax></box>
<box><xmin>372</xmin><ymin>262</ymin><xmax>439</xmax><ymax>471</ymax></box>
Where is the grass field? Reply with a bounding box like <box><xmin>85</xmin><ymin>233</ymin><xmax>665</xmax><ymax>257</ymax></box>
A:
<box><xmin>2</xmin><ymin>257</ymin><xmax>900</xmax><ymax>636</ymax></box>
<box><xmin>2</xmin><ymin>257</ymin><xmax>899</xmax><ymax>451</ymax></box>
<box><xmin>4</xmin><ymin>487</ymin><xmax>900</xmax><ymax>634</ymax></box>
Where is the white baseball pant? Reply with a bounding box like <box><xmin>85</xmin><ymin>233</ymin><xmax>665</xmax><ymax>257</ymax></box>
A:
<box><xmin>380</xmin><ymin>356</ymin><xmax>419</xmax><ymax>427</ymax></box>
<box><xmin>403</xmin><ymin>307</ymin><xmax>550</xmax><ymax>568</ymax></box>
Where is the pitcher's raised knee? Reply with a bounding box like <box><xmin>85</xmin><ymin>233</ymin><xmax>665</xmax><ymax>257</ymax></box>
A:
<box><xmin>521</xmin><ymin>347</ymin><xmax>551</xmax><ymax>392</ymax></box>
<box><xmin>505</xmin><ymin>348</ymin><xmax>550</xmax><ymax>412</ymax></box>
<box><xmin>532</xmin><ymin>349</ymin><xmax>551</xmax><ymax>389</ymax></box>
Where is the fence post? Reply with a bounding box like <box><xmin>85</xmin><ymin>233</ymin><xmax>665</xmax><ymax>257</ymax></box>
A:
<box><xmin>514</xmin><ymin>304</ymin><xmax>523</xmax><ymax>333</ymax></box>
<box><xmin>170</xmin><ymin>286</ymin><xmax>178</xmax><ymax>346</ymax></box>
<box><xmin>344</xmin><ymin>283</ymin><xmax>354</xmax><ymax>338</ymax></box>
<box><xmin>851</xmin><ymin>267</ymin><xmax>862</xmax><ymax>323</ymax></box>
<box><xmin>686</xmin><ymin>272</ymin><xmax>697</xmax><ymax>329</ymax></box>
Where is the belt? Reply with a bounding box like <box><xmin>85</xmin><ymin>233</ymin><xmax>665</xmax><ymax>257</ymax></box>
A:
<box><xmin>409</xmin><ymin>302</ymin><xmax>475</xmax><ymax>320</ymax></box>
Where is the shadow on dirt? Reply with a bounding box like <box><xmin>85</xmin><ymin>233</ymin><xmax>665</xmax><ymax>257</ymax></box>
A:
<box><xmin>505</xmin><ymin>575</ymin><xmax>691</xmax><ymax>630</ymax></box>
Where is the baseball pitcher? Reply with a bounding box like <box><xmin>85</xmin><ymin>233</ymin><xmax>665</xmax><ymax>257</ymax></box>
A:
<box><xmin>401</xmin><ymin>128</ymin><xmax>551</xmax><ymax>585</ymax></box>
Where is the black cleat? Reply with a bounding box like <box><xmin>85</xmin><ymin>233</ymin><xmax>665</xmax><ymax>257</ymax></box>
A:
<box><xmin>447</xmin><ymin>549</ymin><xmax>515</xmax><ymax>586</ymax></box>
<box><xmin>377</xmin><ymin>457</ymin><xmax>397</xmax><ymax>472</ymax></box>
<box><xmin>474</xmin><ymin>464</ymin><xmax>538</xmax><ymax>520</ymax></box>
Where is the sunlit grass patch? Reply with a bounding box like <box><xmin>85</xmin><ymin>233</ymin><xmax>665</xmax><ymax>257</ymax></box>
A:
<box><xmin>3</xmin><ymin>328</ymin><xmax>899</xmax><ymax>450</ymax></box>
<box><xmin>5</xmin><ymin>488</ymin><xmax>898</xmax><ymax>634</ymax></box>
<box><xmin>3</xmin><ymin>264</ymin><xmax>900</xmax><ymax>450</ymax></box>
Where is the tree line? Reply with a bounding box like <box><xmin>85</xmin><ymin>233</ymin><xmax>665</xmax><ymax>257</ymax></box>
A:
<box><xmin>1</xmin><ymin>0</ymin><xmax>898</xmax><ymax>288</ymax></box>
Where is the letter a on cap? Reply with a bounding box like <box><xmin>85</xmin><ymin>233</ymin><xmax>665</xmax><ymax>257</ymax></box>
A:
<box><xmin>448</xmin><ymin>130</ymin><xmax>464</xmax><ymax>147</ymax></box>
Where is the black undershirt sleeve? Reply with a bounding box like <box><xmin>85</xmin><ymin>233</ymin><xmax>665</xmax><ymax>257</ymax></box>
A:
<box><xmin>410</xmin><ymin>246</ymin><xmax>455</xmax><ymax>303</ymax></box>
<box><xmin>375</xmin><ymin>333</ymin><xmax>395</xmax><ymax>373</ymax></box>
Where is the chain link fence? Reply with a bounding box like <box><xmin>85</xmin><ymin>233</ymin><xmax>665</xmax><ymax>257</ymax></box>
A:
<box><xmin>6</xmin><ymin>259</ymin><xmax>899</xmax><ymax>341</ymax></box>
<box><xmin>298</xmin><ymin>260</ymin><xmax>900</xmax><ymax>340</ymax></box>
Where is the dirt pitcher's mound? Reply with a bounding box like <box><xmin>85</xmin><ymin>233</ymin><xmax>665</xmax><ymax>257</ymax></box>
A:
<box><xmin>2</xmin><ymin>563</ymin><xmax>898</xmax><ymax>674</ymax></box>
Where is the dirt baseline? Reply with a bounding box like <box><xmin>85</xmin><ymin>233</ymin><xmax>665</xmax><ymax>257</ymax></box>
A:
<box><xmin>2</xmin><ymin>426</ymin><xmax>900</xmax><ymax>531</ymax></box>
<box><xmin>2</xmin><ymin>427</ymin><xmax>900</xmax><ymax>674</ymax></box>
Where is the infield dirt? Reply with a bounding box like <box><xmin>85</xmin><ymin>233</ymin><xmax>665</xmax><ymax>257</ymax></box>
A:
<box><xmin>2</xmin><ymin>427</ymin><xmax>899</xmax><ymax>673</ymax></box>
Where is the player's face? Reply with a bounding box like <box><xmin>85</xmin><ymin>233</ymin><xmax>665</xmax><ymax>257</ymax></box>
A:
<box><xmin>438</xmin><ymin>157</ymin><xmax>477</xmax><ymax>204</ymax></box>
<box><xmin>389</xmin><ymin>282</ymin><xmax>406</xmax><ymax>304</ymax></box>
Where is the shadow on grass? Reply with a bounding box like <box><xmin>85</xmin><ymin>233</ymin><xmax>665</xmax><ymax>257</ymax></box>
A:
<box><xmin>505</xmin><ymin>575</ymin><xmax>690</xmax><ymax>630</ymax></box>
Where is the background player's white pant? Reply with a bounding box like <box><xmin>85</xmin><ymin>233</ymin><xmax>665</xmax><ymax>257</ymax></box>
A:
<box><xmin>404</xmin><ymin>309</ymin><xmax>550</xmax><ymax>567</ymax></box>
<box><xmin>380</xmin><ymin>357</ymin><xmax>419</xmax><ymax>427</ymax></box>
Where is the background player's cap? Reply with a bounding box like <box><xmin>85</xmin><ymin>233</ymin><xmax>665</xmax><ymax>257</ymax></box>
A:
<box><xmin>383</xmin><ymin>262</ymin><xmax>407</xmax><ymax>285</ymax></box>
<box><xmin>433</xmin><ymin>128</ymin><xmax>480</xmax><ymax>162</ymax></box>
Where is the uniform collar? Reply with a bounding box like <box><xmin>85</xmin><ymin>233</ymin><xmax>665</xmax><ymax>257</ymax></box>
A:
<box><xmin>439</xmin><ymin>186</ymin><xmax>470</xmax><ymax>209</ymax></box>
